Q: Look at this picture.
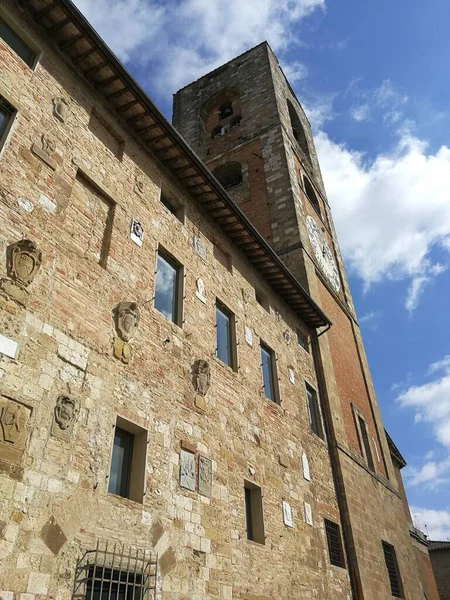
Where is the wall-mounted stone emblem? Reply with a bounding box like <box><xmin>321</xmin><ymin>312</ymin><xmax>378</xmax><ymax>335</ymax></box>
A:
<box><xmin>134</xmin><ymin>174</ymin><xmax>144</xmax><ymax>196</ymax></box>
<box><xmin>283</xmin><ymin>500</ymin><xmax>294</xmax><ymax>527</ymax></box>
<box><xmin>51</xmin><ymin>395</ymin><xmax>79</xmax><ymax>440</ymax></box>
<box><xmin>7</xmin><ymin>239</ymin><xmax>42</xmax><ymax>287</ymax></box>
<box><xmin>198</xmin><ymin>455</ymin><xmax>212</xmax><ymax>498</ymax></box>
<box><xmin>31</xmin><ymin>134</ymin><xmax>57</xmax><ymax>170</ymax></box>
<box><xmin>0</xmin><ymin>397</ymin><xmax>30</xmax><ymax>468</ymax></box>
<box><xmin>245</xmin><ymin>326</ymin><xmax>253</xmax><ymax>346</ymax></box>
<box><xmin>193</xmin><ymin>360</ymin><xmax>210</xmax><ymax>396</ymax></box>
<box><xmin>52</xmin><ymin>97</ymin><xmax>70</xmax><ymax>123</ymax></box>
<box><xmin>304</xmin><ymin>501</ymin><xmax>313</xmax><ymax>526</ymax></box>
<box><xmin>302</xmin><ymin>452</ymin><xmax>311</xmax><ymax>481</ymax></box>
<box><xmin>113</xmin><ymin>301</ymin><xmax>140</xmax><ymax>364</ymax></box>
<box><xmin>193</xmin><ymin>236</ymin><xmax>207</xmax><ymax>262</ymax></box>
<box><xmin>179</xmin><ymin>449</ymin><xmax>195</xmax><ymax>491</ymax></box>
<box><xmin>195</xmin><ymin>278</ymin><xmax>206</xmax><ymax>304</ymax></box>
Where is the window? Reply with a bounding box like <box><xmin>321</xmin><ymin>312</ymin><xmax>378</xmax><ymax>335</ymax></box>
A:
<box><xmin>287</xmin><ymin>99</ymin><xmax>310</xmax><ymax>159</ymax></box>
<box><xmin>244</xmin><ymin>481</ymin><xmax>265</xmax><ymax>544</ymax></box>
<box><xmin>297</xmin><ymin>329</ymin><xmax>309</xmax><ymax>352</ymax></box>
<box><xmin>324</xmin><ymin>519</ymin><xmax>345</xmax><ymax>568</ymax></box>
<box><xmin>353</xmin><ymin>405</ymin><xmax>375</xmax><ymax>472</ymax></box>
<box><xmin>160</xmin><ymin>192</ymin><xmax>184</xmax><ymax>223</ymax></box>
<box><xmin>260</xmin><ymin>343</ymin><xmax>278</xmax><ymax>402</ymax></box>
<box><xmin>219</xmin><ymin>102</ymin><xmax>233</xmax><ymax>120</ymax></box>
<box><xmin>154</xmin><ymin>251</ymin><xmax>182</xmax><ymax>325</ymax></box>
<box><xmin>0</xmin><ymin>15</ymin><xmax>37</xmax><ymax>68</ymax></box>
<box><xmin>382</xmin><ymin>541</ymin><xmax>404</xmax><ymax>598</ymax></box>
<box><xmin>216</xmin><ymin>301</ymin><xmax>236</xmax><ymax>369</ymax></box>
<box><xmin>255</xmin><ymin>289</ymin><xmax>270</xmax><ymax>312</ymax></box>
<box><xmin>86</xmin><ymin>565</ymin><xmax>146</xmax><ymax>600</ymax></box>
<box><xmin>303</xmin><ymin>175</ymin><xmax>321</xmax><ymax>216</ymax></box>
<box><xmin>108</xmin><ymin>417</ymin><xmax>147</xmax><ymax>502</ymax></box>
<box><xmin>0</xmin><ymin>96</ymin><xmax>15</xmax><ymax>151</ymax></box>
<box><xmin>212</xmin><ymin>162</ymin><xmax>243</xmax><ymax>190</ymax></box>
<box><xmin>306</xmin><ymin>383</ymin><xmax>324</xmax><ymax>439</ymax></box>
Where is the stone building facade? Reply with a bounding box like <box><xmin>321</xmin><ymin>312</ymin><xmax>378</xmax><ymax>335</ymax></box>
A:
<box><xmin>174</xmin><ymin>43</ymin><xmax>438</xmax><ymax>599</ymax></box>
<box><xmin>0</xmin><ymin>2</ymin><xmax>439</xmax><ymax>600</ymax></box>
<box><xmin>429</xmin><ymin>542</ymin><xmax>450</xmax><ymax>600</ymax></box>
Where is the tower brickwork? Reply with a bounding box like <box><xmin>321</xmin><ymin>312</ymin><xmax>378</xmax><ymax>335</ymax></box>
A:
<box><xmin>174</xmin><ymin>43</ymin><xmax>428</xmax><ymax>600</ymax></box>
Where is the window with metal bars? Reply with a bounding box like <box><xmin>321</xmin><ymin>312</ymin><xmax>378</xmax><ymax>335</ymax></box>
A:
<box><xmin>324</xmin><ymin>519</ymin><xmax>345</xmax><ymax>568</ymax></box>
<box><xmin>382</xmin><ymin>541</ymin><xmax>404</xmax><ymax>598</ymax></box>
<box><xmin>0</xmin><ymin>96</ymin><xmax>16</xmax><ymax>150</ymax></box>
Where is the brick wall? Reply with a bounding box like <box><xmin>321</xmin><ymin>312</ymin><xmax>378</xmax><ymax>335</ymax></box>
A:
<box><xmin>430</xmin><ymin>549</ymin><xmax>450</xmax><ymax>600</ymax></box>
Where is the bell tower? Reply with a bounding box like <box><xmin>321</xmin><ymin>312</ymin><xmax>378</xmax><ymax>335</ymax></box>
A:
<box><xmin>174</xmin><ymin>42</ymin><xmax>426</xmax><ymax>599</ymax></box>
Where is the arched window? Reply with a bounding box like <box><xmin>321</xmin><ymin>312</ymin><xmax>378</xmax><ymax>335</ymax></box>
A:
<box><xmin>287</xmin><ymin>99</ymin><xmax>310</xmax><ymax>159</ymax></box>
<box><xmin>303</xmin><ymin>175</ymin><xmax>321</xmax><ymax>215</ymax></box>
<box><xmin>219</xmin><ymin>102</ymin><xmax>233</xmax><ymax>120</ymax></box>
<box><xmin>213</xmin><ymin>162</ymin><xmax>243</xmax><ymax>190</ymax></box>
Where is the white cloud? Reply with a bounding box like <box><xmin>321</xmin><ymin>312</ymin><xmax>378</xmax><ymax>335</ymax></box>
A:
<box><xmin>73</xmin><ymin>0</ymin><xmax>325</xmax><ymax>93</ymax></box>
<box><xmin>315</xmin><ymin>130</ymin><xmax>450</xmax><ymax>306</ymax></box>
<box><xmin>350</xmin><ymin>104</ymin><xmax>370</xmax><ymax>122</ymax></box>
<box><xmin>405</xmin><ymin>457</ymin><xmax>450</xmax><ymax>488</ymax></box>
<box><xmin>396</xmin><ymin>356</ymin><xmax>450</xmax><ymax>448</ymax></box>
<box><xmin>411</xmin><ymin>506</ymin><xmax>450</xmax><ymax>540</ymax></box>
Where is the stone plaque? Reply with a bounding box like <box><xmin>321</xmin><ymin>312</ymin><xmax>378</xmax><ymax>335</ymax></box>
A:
<box><xmin>304</xmin><ymin>502</ymin><xmax>313</xmax><ymax>526</ymax></box>
<box><xmin>114</xmin><ymin>301</ymin><xmax>140</xmax><ymax>342</ymax></box>
<box><xmin>195</xmin><ymin>278</ymin><xmax>206</xmax><ymax>304</ymax></box>
<box><xmin>198</xmin><ymin>455</ymin><xmax>212</xmax><ymax>498</ymax></box>
<box><xmin>193</xmin><ymin>236</ymin><xmax>207</xmax><ymax>262</ymax></box>
<box><xmin>244</xmin><ymin>326</ymin><xmax>253</xmax><ymax>346</ymax></box>
<box><xmin>180</xmin><ymin>449</ymin><xmax>195</xmax><ymax>491</ymax></box>
<box><xmin>302</xmin><ymin>452</ymin><xmax>311</xmax><ymax>481</ymax></box>
<box><xmin>282</xmin><ymin>500</ymin><xmax>293</xmax><ymax>527</ymax></box>
<box><xmin>288</xmin><ymin>368</ymin><xmax>295</xmax><ymax>384</ymax></box>
<box><xmin>51</xmin><ymin>395</ymin><xmax>79</xmax><ymax>440</ymax></box>
<box><xmin>0</xmin><ymin>397</ymin><xmax>30</xmax><ymax>467</ymax></box>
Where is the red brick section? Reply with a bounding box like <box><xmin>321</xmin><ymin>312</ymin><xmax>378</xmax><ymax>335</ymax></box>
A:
<box><xmin>415</xmin><ymin>547</ymin><xmax>441</xmax><ymax>600</ymax></box>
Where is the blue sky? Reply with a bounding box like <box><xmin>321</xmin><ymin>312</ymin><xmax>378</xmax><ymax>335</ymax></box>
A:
<box><xmin>73</xmin><ymin>0</ymin><xmax>450</xmax><ymax>539</ymax></box>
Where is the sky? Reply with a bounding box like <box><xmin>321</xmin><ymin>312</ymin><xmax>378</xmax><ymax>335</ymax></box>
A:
<box><xmin>72</xmin><ymin>0</ymin><xmax>450</xmax><ymax>540</ymax></box>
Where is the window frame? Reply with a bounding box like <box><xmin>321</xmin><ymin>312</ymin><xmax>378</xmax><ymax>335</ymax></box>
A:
<box><xmin>260</xmin><ymin>342</ymin><xmax>279</xmax><ymax>403</ymax></box>
<box><xmin>352</xmin><ymin>404</ymin><xmax>375</xmax><ymax>472</ymax></box>
<box><xmin>382</xmin><ymin>541</ymin><xmax>404</xmax><ymax>598</ymax></box>
<box><xmin>296</xmin><ymin>328</ymin><xmax>309</xmax><ymax>352</ymax></box>
<box><xmin>303</xmin><ymin>174</ymin><xmax>321</xmax><ymax>217</ymax></box>
<box><xmin>0</xmin><ymin>95</ymin><xmax>17</xmax><ymax>156</ymax></box>
<box><xmin>244</xmin><ymin>480</ymin><xmax>265</xmax><ymax>544</ymax></box>
<box><xmin>108</xmin><ymin>416</ymin><xmax>148</xmax><ymax>503</ymax></box>
<box><xmin>215</xmin><ymin>300</ymin><xmax>237</xmax><ymax>371</ymax></box>
<box><xmin>154</xmin><ymin>248</ymin><xmax>183</xmax><ymax>327</ymax></box>
<box><xmin>324</xmin><ymin>519</ymin><xmax>346</xmax><ymax>568</ymax></box>
<box><xmin>0</xmin><ymin>9</ymin><xmax>41</xmax><ymax>70</ymax></box>
<box><xmin>305</xmin><ymin>382</ymin><xmax>325</xmax><ymax>439</ymax></box>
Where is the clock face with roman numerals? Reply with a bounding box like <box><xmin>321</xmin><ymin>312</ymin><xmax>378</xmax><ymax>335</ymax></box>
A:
<box><xmin>306</xmin><ymin>215</ymin><xmax>340</xmax><ymax>292</ymax></box>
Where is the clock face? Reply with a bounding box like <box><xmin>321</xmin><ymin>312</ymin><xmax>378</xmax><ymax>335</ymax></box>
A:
<box><xmin>306</xmin><ymin>215</ymin><xmax>340</xmax><ymax>292</ymax></box>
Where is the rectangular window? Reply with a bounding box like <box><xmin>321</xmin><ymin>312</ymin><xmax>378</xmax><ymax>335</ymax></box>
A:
<box><xmin>86</xmin><ymin>566</ymin><xmax>146</xmax><ymax>600</ymax></box>
<box><xmin>244</xmin><ymin>481</ymin><xmax>265</xmax><ymax>544</ymax></box>
<box><xmin>324</xmin><ymin>519</ymin><xmax>345</xmax><ymax>568</ymax></box>
<box><xmin>382</xmin><ymin>541</ymin><xmax>404</xmax><ymax>598</ymax></box>
<box><xmin>216</xmin><ymin>302</ymin><xmax>236</xmax><ymax>369</ymax></box>
<box><xmin>0</xmin><ymin>16</ymin><xmax>37</xmax><ymax>68</ymax></box>
<box><xmin>0</xmin><ymin>96</ymin><xmax>16</xmax><ymax>152</ymax></box>
<box><xmin>358</xmin><ymin>415</ymin><xmax>375</xmax><ymax>471</ymax></box>
<box><xmin>108</xmin><ymin>418</ymin><xmax>147</xmax><ymax>503</ymax></box>
<box><xmin>154</xmin><ymin>251</ymin><xmax>182</xmax><ymax>325</ymax></box>
<box><xmin>160</xmin><ymin>192</ymin><xmax>184</xmax><ymax>223</ymax></box>
<box><xmin>255</xmin><ymin>288</ymin><xmax>270</xmax><ymax>312</ymax></box>
<box><xmin>260</xmin><ymin>343</ymin><xmax>278</xmax><ymax>402</ymax></box>
<box><xmin>297</xmin><ymin>329</ymin><xmax>309</xmax><ymax>352</ymax></box>
<box><xmin>306</xmin><ymin>383</ymin><xmax>324</xmax><ymax>439</ymax></box>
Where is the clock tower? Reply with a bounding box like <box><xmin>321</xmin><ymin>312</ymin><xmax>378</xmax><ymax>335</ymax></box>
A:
<box><xmin>174</xmin><ymin>43</ymin><xmax>426</xmax><ymax>599</ymax></box>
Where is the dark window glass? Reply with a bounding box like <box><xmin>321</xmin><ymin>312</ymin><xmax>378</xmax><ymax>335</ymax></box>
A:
<box><xmin>261</xmin><ymin>344</ymin><xmax>276</xmax><ymax>402</ymax></box>
<box><xmin>306</xmin><ymin>384</ymin><xmax>324</xmax><ymax>439</ymax></box>
<box><xmin>86</xmin><ymin>566</ymin><xmax>145</xmax><ymax>600</ymax></box>
<box><xmin>154</xmin><ymin>253</ymin><xmax>179</xmax><ymax>323</ymax></box>
<box><xmin>0</xmin><ymin>96</ymin><xmax>15</xmax><ymax>141</ymax></box>
<box><xmin>325</xmin><ymin>519</ymin><xmax>345</xmax><ymax>568</ymax></box>
<box><xmin>244</xmin><ymin>487</ymin><xmax>253</xmax><ymax>540</ymax></box>
<box><xmin>358</xmin><ymin>416</ymin><xmax>375</xmax><ymax>471</ymax></box>
<box><xmin>219</xmin><ymin>102</ymin><xmax>233</xmax><ymax>120</ymax></box>
<box><xmin>216</xmin><ymin>304</ymin><xmax>232</xmax><ymax>366</ymax></box>
<box><xmin>382</xmin><ymin>542</ymin><xmax>404</xmax><ymax>598</ymax></box>
<box><xmin>108</xmin><ymin>427</ymin><xmax>134</xmax><ymax>498</ymax></box>
<box><xmin>304</xmin><ymin>176</ymin><xmax>321</xmax><ymax>216</ymax></box>
<box><xmin>0</xmin><ymin>17</ymin><xmax>36</xmax><ymax>67</ymax></box>
<box><xmin>297</xmin><ymin>330</ymin><xmax>309</xmax><ymax>352</ymax></box>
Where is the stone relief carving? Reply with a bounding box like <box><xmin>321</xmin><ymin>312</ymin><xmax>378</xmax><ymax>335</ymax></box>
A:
<box><xmin>31</xmin><ymin>134</ymin><xmax>57</xmax><ymax>170</ymax></box>
<box><xmin>0</xmin><ymin>397</ymin><xmax>30</xmax><ymax>467</ymax></box>
<box><xmin>179</xmin><ymin>449</ymin><xmax>196</xmax><ymax>491</ymax></box>
<box><xmin>134</xmin><ymin>174</ymin><xmax>144</xmax><ymax>195</ymax></box>
<box><xmin>6</xmin><ymin>239</ymin><xmax>42</xmax><ymax>288</ymax></box>
<box><xmin>41</xmin><ymin>134</ymin><xmax>57</xmax><ymax>158</ymax></box>
<box><xmin>113</xmin><ymin>338</ymin><xmax>133</xmax><ymax>364</ymax></box>
<box><xmin>51</xmin><ymin>395</ymin><xmax>79</xmax><ymax>440</ymax></box>
<box><xmin>195</xmin><ymin>278</ymin><xmax>206</xmax><ymax>304</ymax></box>
<box><xmin>193</xmin><ymin>359</ymin><xmax>210</xmax><ymax>396</ymax></box>
<box><xmin>52</xmin><ymin>97</ymin><xmax>70</xmax><ymax>123</ymax></box>
<box><xmin>114</xmin><ymin>301</ymin><xmax>140</xmax><ymax>342</ymax></box>
<box><xmin>198</xmin><ymin>455</ymin><xmax>212</xmax><ymax>497</ymax></box>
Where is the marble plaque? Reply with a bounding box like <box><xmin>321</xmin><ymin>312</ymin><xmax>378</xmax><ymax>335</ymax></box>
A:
<box><xmin>198</xmin><ymin>455</ymin><xmax>212</xmax><ymax>497</ymax></box>
<box><xmin>244</xmin><ymin>326</ymin><xmax>253</xmax><ymax>346</ymax></box>
<box><xmin>193</xmin><ymin>236</ymin><xmax>207</xmax><ymax>262</ymax></box>
<box><xmin>180</xmin><ymin>449</ymin><xmax>196</xmax><ymax>491</ymax></box>
<box><xmin>304</xmin><ymin>502</ymin><xmax>313</xmax><ymax>526</ymax></box>
<box><xmin>302</xmin><ymin>452</ymin><xmax>311</xmax><ymax>481</ymax></box>
<box><xmin>288</xmin><ymin>368</ymin><xmax>295</xmax><ymax>384</ymax></box>
<box><xmin>282</xmin><ymin>501</ymin><xmax>293</xmax><ymax>527</ymax></box>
